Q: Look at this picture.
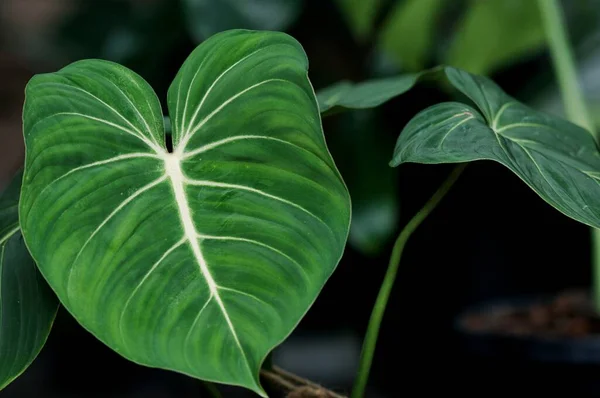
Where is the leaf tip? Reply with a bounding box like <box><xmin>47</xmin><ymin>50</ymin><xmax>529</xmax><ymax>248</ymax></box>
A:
<box><xmin>389</xmin><ymin>152</ymin><xmax>402</xmax><ymax>167</ymax></box>
<box><xmin>248</xmin><ymin>376</ymin><xmax>269</xmax><ymax>398</ymax></box>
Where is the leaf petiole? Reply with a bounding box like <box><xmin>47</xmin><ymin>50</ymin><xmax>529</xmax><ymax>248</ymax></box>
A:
<box><xmin>203</xmin><ymin>382</ymin><xmax>223</xmax><ymax>398</ymax></box>
<box><xmin>351</xmin><ymin>163</ymin><xmax>466</xmax><ymax>397</ymax></box>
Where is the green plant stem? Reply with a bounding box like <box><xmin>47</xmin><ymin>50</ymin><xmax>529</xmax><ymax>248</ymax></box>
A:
<box><xmin>351</xmin><ymin>164</ymin><xmax>466</xmax><ymax>398</ymax></box>
<box><xmin>537</xmin><ymin>0</ymin><xmax>595</xmax><ymax>134</ymax></box>
<box><xmin>203</xmin><ymin>382</ymin><xmax>223</xmax><ymax>398</ymax></box>
<box><xmin>536</xmin><ymin>0</ymin><xmax>600</xmax><ymax>312</ymax></box>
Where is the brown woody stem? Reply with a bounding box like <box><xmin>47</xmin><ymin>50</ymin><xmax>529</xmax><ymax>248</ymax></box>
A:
<box><xmin>260</xmin><ymin>367</ymin><xmax>347</xmax><ymax>398</ymax></box>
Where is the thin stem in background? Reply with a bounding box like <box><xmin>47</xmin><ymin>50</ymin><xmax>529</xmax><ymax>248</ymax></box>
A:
<box><xmin>203</xmin><ymin>382</ymin><xmax>223</xmax><ymax>398</ymax></box>
<box><xmin>537</xmin><ymin>0</ymin><xmax>595</xmax><ymax>135</ymax></box>
<box><xmin>536</xmin><ymin>0</ymin><xmax>600</xmax><ymax>311</ymax></box>
<box><xmin>351</xmin><ymin>164</ymin><xmax>467</xmax><ymax>398</ymax></box>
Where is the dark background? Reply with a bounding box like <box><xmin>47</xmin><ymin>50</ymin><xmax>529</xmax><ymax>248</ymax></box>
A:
<box><xmin>2</xmin><ymin>0</ymin><xmax>600</xmax><ymax>396</ymax></box>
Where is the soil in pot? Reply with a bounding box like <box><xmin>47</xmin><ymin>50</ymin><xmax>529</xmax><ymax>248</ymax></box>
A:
<box><xmin>460</xmin><ymin>289</ymin><xmax>600</xmax><ymax>339</ymax></box>
<box><xmin>454</xmin><ymin>289</ymin><xmax>600</xmax><ymax>397</ymax></box>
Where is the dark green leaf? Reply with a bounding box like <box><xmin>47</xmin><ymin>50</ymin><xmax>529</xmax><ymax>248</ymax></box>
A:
<box><xmin>20</xmin><ymin>30</ymin><xmax>350</xmax><ymax>395</ymax></box>
<box><xmin>0</xmin><ymin>172</ymin><xmax>58</xmax><ymax>390</ymax></box>
<box><xmin>182</xmin><ymin>0</ymin><xmax>303</xmax><ymax>42</ymax></box>
<box><xmin>317</xmin><ymin>73</ymin><xmax>422</xmax><ymax>115</ymax></box>
<box><xmin>392</xmin><ymin>67</ymin><xmax>600</xmax><ymax>229</ymax></box>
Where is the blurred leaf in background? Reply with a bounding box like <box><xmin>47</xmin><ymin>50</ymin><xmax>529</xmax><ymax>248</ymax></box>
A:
<box><xmin>182</xmin><ymin>0</ymin><xmax>303</xmax><ymax>42</ymax></box>
<box><xmin>376</xmin><ymin>0</ymin><xmax>446</xmax><ymax>72</ymax></box>
<box><xmin>445</xmin><ymin>0</ymin><xmax>545</xmax><ymax>75</ymax></box>
<box><xmin>56</xmin><ymin>0</ymin><xmax>186</xmax><ymax>95</ymax></box>
<box><xmin>593</xmin><ymin>103</ymin><xmax>600</xmax><ymax>128</ymax></box>
<box><xmin>327</xmin><ymin>110</ymin><xmax>399</xmax><ymax>256</ymax></box>
<box><xmin>317</xmin><ymin>73</ymin><xmax>423</xmax><ymax>115</ymax></box>
<box><xmin>57</xmin><ymin>0</ymin><xmax>138</xmax><ymax>62</ymax></box>
<box><xmin>334</xmin><ymin>0</ymin><xmax>384</xmax><ymax>44</ymax></box>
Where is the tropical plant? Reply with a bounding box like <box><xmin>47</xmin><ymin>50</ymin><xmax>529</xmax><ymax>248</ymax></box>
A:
<box><xmin>1</xmin><ymin>1</ymin><xmax>598</xmax><ymax>397</ymax></box>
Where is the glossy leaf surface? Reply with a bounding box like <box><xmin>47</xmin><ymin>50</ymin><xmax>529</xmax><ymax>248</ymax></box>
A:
<box><xmin>392</xmin><ymin>67</ymin><xmax>600</xmax><ymax>229</ymax></box>
<box><xmin>20</xmin><ymin>30</ymin><xmax>350</xmax><ymax>395</ymax></box>
<box><xmin>0</xmin><ymin>172</ymin><xmax>58</xmax><ymax>390</ymax></box>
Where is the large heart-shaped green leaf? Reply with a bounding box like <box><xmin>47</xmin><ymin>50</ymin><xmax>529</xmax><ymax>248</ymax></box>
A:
<box><xmin>392</xmin><ymin>66</ymin><xmax>600</xmax><ymax>228</ymax></box>
<box><xmin>0</xmin><ymin>171</ymin><xmax>58</xmax><ymax>390</ymax></box>
<box><xmin>20</xmin><ymin>29</ymin><xmax>350</xmax><ymax>395</ymax></box>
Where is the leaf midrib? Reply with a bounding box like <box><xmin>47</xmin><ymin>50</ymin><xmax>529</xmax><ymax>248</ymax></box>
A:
<box><xmin>424</xmin><ymin>102</ymin><xmax>599</xmax><ymax>220</ymax></box>
<box><xmin>34</xmin><ymin>53</ymin><xmax>327</xmax><ymax>388</ymax></box>
<box><xmin>478</xmin><ymin>101</ymin><xmax>600</xmax><ymax>218</ymax></box>
<box><xmin>493</xmin><ymin>117</ymin><xmax>598</xmax><ymax>179</ymax></box>
<box><xmin>163</xmin><ymin>153</ymin><xmax>254</xmax><ymax>377</ymax></box>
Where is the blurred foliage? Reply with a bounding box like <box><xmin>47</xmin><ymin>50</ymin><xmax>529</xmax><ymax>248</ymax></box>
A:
<box><xmin>334</xmin><ymin>0</ymin><xmax>384</xmax><ymax>44</ymax></box>
<box><xmin>4</xmin><ymin>0</ymin><xmax>600</xmax><ymax>258</ymax></box>
<box><xmin>445</xmin><ymin>0</ymin><xmax>545</xmax><ymax>76</ymax></box>
<box><xmin>56</xmin><ymin>0</ymin><xmax>187</xmax><ymax>96</ymax></box>
<box><xmin>376</xmin><ymin>0</ymin><xmax>445</xmax><ymax>72</ymax></box>
<box><xmin>182</xmin><ymin>0</ymin><xmax>303</xmax><ymax>42</ymax></box>
<box><xmin>593</xmin><ymin>103</ymin><xmax>600</xmax><ymax>127</ymax></box>
<box><xmin>327</xmin><ymin>110</ymin><xmax>399</xmax><ymax>255</ymax></box>
<box><xmin>372</xmin><ymin>0</ymin><xmax>546</xmax><ymax>76</ymax></box>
